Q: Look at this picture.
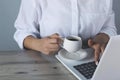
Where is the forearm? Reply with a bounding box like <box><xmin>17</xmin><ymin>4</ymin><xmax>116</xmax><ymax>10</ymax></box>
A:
<box><xmin>23</xmin><ymin>36</ymin><xmax>41</xmax><ymax>51</ymax></box>
<box><xmin>23</xmin><ymin>33</ymin><xmax>61</xmax><ymax>55</ymax></box>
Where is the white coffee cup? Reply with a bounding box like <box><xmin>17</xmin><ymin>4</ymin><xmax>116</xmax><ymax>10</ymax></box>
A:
<box><xmin>61</xmin><ymin>35</ymin><xmax>82</xmax><ymax>53</ymax></box>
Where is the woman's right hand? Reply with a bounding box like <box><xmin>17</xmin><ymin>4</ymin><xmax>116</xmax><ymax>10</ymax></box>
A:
<box><xmin>23</xmin><ymin>33</ymin><xmax>61</xmax><ymax>55</ymax></box>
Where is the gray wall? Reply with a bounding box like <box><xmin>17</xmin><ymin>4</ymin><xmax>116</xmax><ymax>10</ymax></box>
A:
<box><xmin>0</xmin><ymin>0</ymin><xmax>20</xmax><ymax>51</ymax></box>
<box><xmin>113</xmin><ymin>0</ymin><xmax>120</xmax><ymax>34</ymax></box>
<box><xmin>0</xmin><ymin>0</ymin><xmax>120</xmax><ymax>51</ymax></box>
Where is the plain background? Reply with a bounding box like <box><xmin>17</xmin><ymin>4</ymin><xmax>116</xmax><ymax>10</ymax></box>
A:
<box><xmin>0</xmin><ymin>0</ymin><xmax>120</xmax><ymax>51</ymax></box>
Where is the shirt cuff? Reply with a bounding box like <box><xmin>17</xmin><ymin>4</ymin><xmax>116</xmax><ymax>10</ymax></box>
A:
<box><xmin>100</xmin><ymin>29</ymin><xmax>117</xmax><ymax>38</ymax></box>
<box><xmin>14</xmin><ymin>31</ymin><xmax>37</xmax><ymax>49</ymax></box>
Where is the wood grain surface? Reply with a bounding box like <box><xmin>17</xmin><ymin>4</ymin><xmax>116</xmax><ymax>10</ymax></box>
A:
<box><xmin>0</xmin><ymin>50</ymin><xmax>77</xmax><ymax>80</ymax></box>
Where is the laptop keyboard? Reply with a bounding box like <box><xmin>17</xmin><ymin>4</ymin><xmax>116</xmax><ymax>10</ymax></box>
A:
<box><xmin>74</xmin><ymin>61</ymin><xmax>97</xmax><ymax>79</ymax></box>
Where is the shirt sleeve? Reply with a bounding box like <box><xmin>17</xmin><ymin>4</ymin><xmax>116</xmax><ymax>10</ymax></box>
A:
<box><xmin>100</xmin><ymin>0</ymin><xmax>117</xmax><ymax>37</ymax></box>
<box><xmin>14</xmin><ymin>0</ymin><xmax>41</xmax><ymax>49</ymax></box>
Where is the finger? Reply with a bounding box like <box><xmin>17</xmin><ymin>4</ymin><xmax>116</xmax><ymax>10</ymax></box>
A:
<box><xmin>49</xmin><ymin>51</ymin><xmax>56</xmax><ymax>55</ymax></box>
<box><xmin>101</xmin><ymin>44</ymin><xmax>106</xmax><ymax>54</ymax></box>
<box><xmin>43</xmin><ymin>47</ymin><xmax>59</xmax><ymax>55</ymax></box>
<box><xmin>49</xmin><ymin>33</ymin><xmax>61</xmax><ymax>44</ymax></box>
<box><xmin>93</xmin><ymin>44</ymin><xmax>101</xmax><ymax>64</ymax></box>
<box><xmin>94</xmin><ymin>49</ymin><xmax>100</xmax><ymax>62</ymax></box>
<box><xmin>49</xmin><ymin>44</ymin><xmax>59</xmax><ymax>49</ymax></box>
<box><xmin>50</xmin><ymin>48</ymin><xmax>59</xmax><ymax>52</ymax></box>
<box><xmin>48</xmin><ymin>47</ymin><xmax>59</xmax><ymax>54</ymax></box>
<box><xmin>44</xmin><ymin>50</ymin><xmax>56</xmax><ymax>55</ymax></box>
<box><xmin>49</xmin><ymin>33</ymin><xmax>60</xmax><ymax>39</ymax></box>
<box><xmin>49</xmin><ymin>38</ymin><xmax>58</xmax><ymax>44</ymax></box>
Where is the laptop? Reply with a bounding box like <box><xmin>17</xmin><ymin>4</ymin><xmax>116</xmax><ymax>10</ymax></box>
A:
<box><xmin>56</xmin><ymin>35</ymin><xmax>120</xmax><ymax>80</ymax></box>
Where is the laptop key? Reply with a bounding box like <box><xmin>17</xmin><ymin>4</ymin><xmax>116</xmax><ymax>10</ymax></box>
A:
<box><xmin>74</xmin><ymin>61</ymin><xmax>97</xmax><ymax>79</ymax></box>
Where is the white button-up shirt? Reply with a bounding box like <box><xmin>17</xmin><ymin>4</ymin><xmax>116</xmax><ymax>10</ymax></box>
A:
<box><xmin>14</xmin><ymin>0</ymin><xmax>117</xmax><ymax>49</ymax></box>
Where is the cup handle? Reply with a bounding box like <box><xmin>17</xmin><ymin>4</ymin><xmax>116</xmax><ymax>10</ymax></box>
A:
<box><xmin>59</xmin><ymin>37</ymin><xmax>64</xmax><ymax>48</ymax></box>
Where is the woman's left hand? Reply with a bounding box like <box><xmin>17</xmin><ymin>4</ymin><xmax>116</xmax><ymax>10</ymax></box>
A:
<box><xmin>88</xmin><ymin>33</ymin><xmax>110</xmax><ymax>65</ymax></box>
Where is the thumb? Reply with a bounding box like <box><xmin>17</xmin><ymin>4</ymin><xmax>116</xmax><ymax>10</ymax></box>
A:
<box><xmin>49</xmin><ymin>33</ymin><xmax>60</xmax><ymax>39</ymax></box>
<box><xmin>88</xmin><ymin>39</ymin><xmax>94</xmax><ymax>48</ymax></box>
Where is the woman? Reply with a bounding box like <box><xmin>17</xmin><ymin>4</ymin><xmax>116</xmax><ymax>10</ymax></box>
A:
<box><xmin>14</xmin><ymin>0</ymin><xmax>117</xmax><ymax>64</ymax></box>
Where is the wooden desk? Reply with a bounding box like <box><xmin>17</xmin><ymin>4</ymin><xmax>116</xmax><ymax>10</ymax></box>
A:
<box><xmin>0</xmin><ymin>50</ymin><xmax>77</xmax><ymax>80</ymax></box>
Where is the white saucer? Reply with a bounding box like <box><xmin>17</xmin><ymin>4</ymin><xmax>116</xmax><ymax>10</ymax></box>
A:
<box><xmin>58</xmin><ymin>49</ymin><xmax>91</xmax><ymax>61</ymax></box>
